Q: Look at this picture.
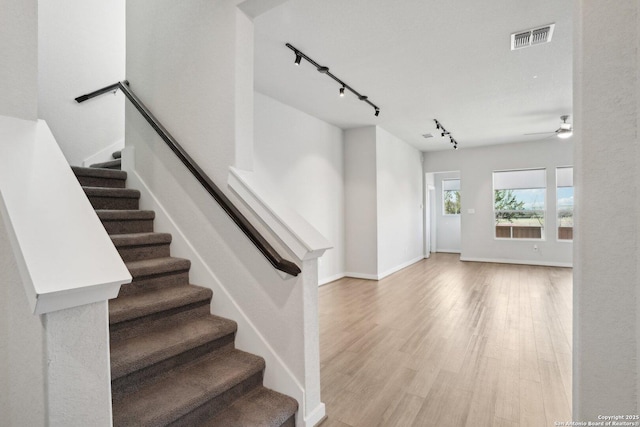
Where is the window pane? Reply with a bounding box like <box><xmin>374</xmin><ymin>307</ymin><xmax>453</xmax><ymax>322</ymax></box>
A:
<box><xmin>443</xmin><ymin>179</ymin><xmax>461</xmax><ymax>215</ymax></box>
<box><xmin>444</xmin><ymin>190</ymin><xmax>461</xmax><ymax>215</ymax></box>
<box><xmin>493</xmin><ymin>169</ymin><xmax>546</xmax><ymax>240</ymax></box>
<box><xmin>557</xmin><ymin>167</ymin><xmax>574</xmax><ymax>240</ymax></box>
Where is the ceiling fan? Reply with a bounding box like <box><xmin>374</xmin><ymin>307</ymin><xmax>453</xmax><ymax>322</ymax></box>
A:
<box><xmin>525</xmin><ymin>115</ymin><xmax>573</xmax><ymax>139</ymax></box>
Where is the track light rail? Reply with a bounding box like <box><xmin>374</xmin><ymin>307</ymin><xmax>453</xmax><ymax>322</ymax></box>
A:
<box><xmin>434</xmin><ymin>119</ymin><xmax>459</xmax><ymax>150</ymax></box>
<box><xmin>286</xmin><ymin>43</ymin><xmax>380</xmax><ymax>116</ymax></box>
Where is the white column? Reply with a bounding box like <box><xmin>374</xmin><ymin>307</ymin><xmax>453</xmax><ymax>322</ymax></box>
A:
<box><xmin>573</xmin><ymin>0</ymin><xmax>639</xmax><ymax>420</ymax></box>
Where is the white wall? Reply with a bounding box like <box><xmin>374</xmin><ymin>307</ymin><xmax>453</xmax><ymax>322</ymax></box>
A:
<box><xmin>344</xmin><ymin>126</ymin><xmax>424</xmax><ymax>279</ymax></box>
<box><xmin>127</xmin><ymin>0</ymin><xmax>237</xmax><ymax>187</ymax></box>
<box><xmin>253</xmin><ymin>92</ymin><xmax>345</xmax><ymax>285</ymax></box>
<box><xmin>0</xmin><ymin>0</ymin><xmax>37</xmax><ymax>120</ymax></box>
<box><xmin>375</xmin><ymin>127</ymin><xmax>424</xmax><ymax>277</ymax></box>
<box><xmin>38</xmin><ymin>0</ymin><xmax>126</xmax><ymax>166</ymax></box>
<box><xmin>434</xmin><ymin>172</ymin><xmax>461</xmax><ymax>253</ymax></box>
<box><xmin>424</xmin><ymin>139</ymin><xmax>573</xmax><ymax>267</ymax></box>
<box><xmin>0</xmin><ymin>214</ymin><xmax>46</xmax><ymax>426</ymax></box>
<box><xmin>573</xmin><ymin>0</ymin><xmax>639</xmax><ymax>420</ymax></box>
<box><xmin>344</xmin><ymin>127</ymin><xmax>378</xmax><ymax>278</ymax></box>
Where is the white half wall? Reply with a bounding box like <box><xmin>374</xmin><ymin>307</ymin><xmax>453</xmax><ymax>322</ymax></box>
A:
<box><xmin>0</xmin><ymin>213</ymin><xmax>45</xmax><ymax>426</ymax></box>
<box><xmin>38</xmin><ymin>0</ymin><xmax>125</xmax><ymax>166</ymax></box>
<box><xmin>0</xmin><ymin>0</ymin><xmax>37</xmax><ymax>120</ymax></box>
<box><xmin>375</xmin><ymin>127</ymin><xmax>424</xmax><ymax>277</ymax></box>
<box><xmin>424</xmin><ymin>139</ymin><xmax>573</xmax><ymax>267</ymax></box>
<box><xmin>253</xmin><ymin>92</ymin><xmax>345</xmax><ymax>285</ymax></box>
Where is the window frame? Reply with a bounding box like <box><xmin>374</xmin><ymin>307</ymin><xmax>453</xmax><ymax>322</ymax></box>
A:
<box><xmin>556</xmin><ymin>166</ymin><xmax>574</xmax><ymax>242</ymax></box>
<box><xmin>442</xmin><ymin>179</ymin><xmax>461</xmax><ymax>216</ymax></box>
<box><xmin>493</xmin><ymin>168</ymin><xmax>547</xmax><ymax>241</ymax></box>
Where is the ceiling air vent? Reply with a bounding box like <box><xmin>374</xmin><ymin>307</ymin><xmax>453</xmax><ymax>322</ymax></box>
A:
<box><xmin>422</xmin><ymin>133</ymin><xmax>433</xmax><ymax>139</ymax></box>
<box><xmin>511</xmin><ymin>24</ymin><xmax>555</xmax><ymax>50</ymax></box>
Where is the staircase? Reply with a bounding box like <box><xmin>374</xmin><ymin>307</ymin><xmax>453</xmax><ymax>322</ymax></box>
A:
<box><xmin>71</xmin><ymin>164</ymin><xmax>298</xmax><ymax>426</ymax></box>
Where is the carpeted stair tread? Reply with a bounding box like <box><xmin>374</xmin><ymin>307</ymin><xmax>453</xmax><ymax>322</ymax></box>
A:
<box><xmin>109</xmin><ymin>284</ymin><xmax>212</xmax><ymax>325</ymax></box>
<box><xmin>96</xmin><ymin>209</ymin><xmax>155</xmax><ymax>221</ymax></box>
<box><xmin>91</xmin><ymin>158</ymin><xmax>122</xmax><ymax>169</ymax></box>
<box><xmin>72</xmin><ymin>166</ymin><xmax>127</xmax><ymax>188</ymax></box>
<box><xmin>111</xmin><ymin>316</ymin><xmax>238</xmax><ymax>380</ymax></box>
<box><xmin>202</xmin><ymin>386</ymin><xmax>298</xmax><ymax>427</ymax></box>
<box><xmin>112</xmin><ymin>349</ymin><xmax>264</xmax><ymax>426</ymax></box>
<box><xmin>83</xmin><ymin>186</ymin><xmax>140</xmax><ymax>199</ymax></box>
<box><xmin>126</xmin><ymin>256</ymin><xmax>191</xmax><ymax>279</ymax></box>
<box><xmin>72</xmin><ymin>165</ymin><xmax>127</xmax><ymax>180</ymax></box>
<box><xmin>111</xmin><ymin>232</ymin><xmax>172</xmax><ymax>248</ymax></box>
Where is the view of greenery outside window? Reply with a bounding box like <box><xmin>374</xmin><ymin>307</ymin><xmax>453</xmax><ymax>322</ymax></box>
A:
<box><xmin>556</xmin><ymin>167</ymin><xmax>574</xmax><ymax>240</ymax></box>
<box><xmin>493</xmin><ymin>169</ymin><xmax>546</xmax><ymax>239</ymax></box>
<box><xmin>443</xmin><ymin>179</ymin><xmax>461</xmax><ymax>215</ymax></box>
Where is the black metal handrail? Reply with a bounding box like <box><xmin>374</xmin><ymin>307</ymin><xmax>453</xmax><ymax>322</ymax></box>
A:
<box><xmin>76</xmin><ymin>81</ymin><xmax>301</xmax><ymax>277</ymax></box>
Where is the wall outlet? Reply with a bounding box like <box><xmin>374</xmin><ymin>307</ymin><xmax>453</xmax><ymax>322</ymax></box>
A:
<box><xmin>467</xmin><ymin>208</ymin><xmax>475</xmax><ymax>214</ymax></box>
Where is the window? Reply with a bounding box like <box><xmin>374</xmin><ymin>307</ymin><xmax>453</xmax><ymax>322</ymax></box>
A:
<box><xmin>556</xmin><ymin>167</ymin><xmax>574</xmax><ymax>241</ymax></box>
<box><xmin>443</xmin><ymin>179</ymin><xmax>461</xmax><ymax>215</ymax></box>
<box><xmin>493</xmin><ymin>169</ymin><xmax>546</xmax><ymax>239</ymax></box>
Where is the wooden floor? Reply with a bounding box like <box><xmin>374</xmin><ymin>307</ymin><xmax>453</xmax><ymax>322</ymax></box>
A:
<box><xmin>318</xmin><ymin>254</ymin><xmax>572</xmax><ymax>427</ymax></box>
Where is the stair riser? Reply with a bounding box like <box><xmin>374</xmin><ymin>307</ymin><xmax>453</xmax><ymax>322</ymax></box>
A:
<box><xmin>167</xmin><ymin>372</ymin><xmax>264</xmax><ymax>427</ymax></box>
<box><xmin>117</xmin><ymin>243</ymin><xmax>171</xmax><ymax>262</ymax></box>
<box><xmin>282</xmin><ymin>415</ymin><xmax>296</xmax><ymax>427</ymax></box>
<box><xmin>76</xmin><ymin>176</ymin><xmax>126</xmax><ymax>188</ymax></box>
<box><xmin>89</xmin><ymin>196</ymin><xmax>139</xmax><ymax>210</ymax></box>
<box><xmin>110</xmin><ymin>301</ymin><xmax>212</xmax><ymax>342</ymax></box>
<box><xmin>102</xmin><ymin>219</ymin><xmax>154</xmax><ymax>234</ymax></box>
<box><xmin>118</xmin><ymin>272</ymin><xmax>190</xmax><ymax>297</ymax></box>
<box><xmin>111</xmin><ymin>339</ymin><xmax>236</xmax><ymax>398</ymax></box>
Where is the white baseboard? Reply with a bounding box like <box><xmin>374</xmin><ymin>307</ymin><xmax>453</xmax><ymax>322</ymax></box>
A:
<box><xmin>318</xmin><ymin>273</ymin><xmax>346</xmax><ymax>286</ymax></box>
<box><xmin>344</xmin><ymin>256</ymin><xmax>426</xmax><ymax>281</ymax></box>
<box><xmin>378</xmin><ymin>256</ymin><xmax>424</xmax><ymax>280</ymax></box>
<box><xmin>305</xmin><ymin>402</ymin><xmax>326</xmax><ymax>427</ymax></box>
<box><xmin>344</xmin><ymin>272</ymin><xmax>379</xmax><ymax>280</ymax></box>
<box><xmin>436</xmin><ymin>249</ymin><xmax>461</xmax><ymax>254</ymax></box>
<box><xmin>460</xmin><ymin>256</ymin><xmax>573</xmax><ymax>268</ymax></box>
<box><xmin>82</xmin><ymin>139</ymin><xmax>124</xmax><ymax>167</ymax></box>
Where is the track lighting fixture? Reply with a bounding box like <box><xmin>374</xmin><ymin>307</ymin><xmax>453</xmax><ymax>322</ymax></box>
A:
<box><xmin>286</xmin><ymin>43</ymin><xmax>380</xmax><ymax>117</ymax></box>
<box><xmin>434</xmin><ymin>119</ymin><xmax>460</xmax><ymax>150</ymax></box>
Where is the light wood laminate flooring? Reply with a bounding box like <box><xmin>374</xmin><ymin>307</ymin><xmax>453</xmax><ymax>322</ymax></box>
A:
<box><xmin>319</xmin><ymin>254</ymin><xmax>572</xmax><ymax>427</ymax></box>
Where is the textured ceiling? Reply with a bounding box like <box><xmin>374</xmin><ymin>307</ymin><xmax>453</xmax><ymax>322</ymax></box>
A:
<box><xmin>253</xmin><ymin>0</ymin><xmax>573</xmax><ymax>151</ymax></box>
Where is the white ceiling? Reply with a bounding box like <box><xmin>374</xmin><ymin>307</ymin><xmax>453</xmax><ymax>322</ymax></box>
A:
<box><xmin>253</xmin><ymin>0</ymin><xmax>573</xmax><ymax>152</ymax></box>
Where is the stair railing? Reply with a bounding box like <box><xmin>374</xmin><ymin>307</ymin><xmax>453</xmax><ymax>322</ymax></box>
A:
<box><xmin>76</xmin><ymin>81</ymin><xmax>301</xmax><ymax>277</ymax></box>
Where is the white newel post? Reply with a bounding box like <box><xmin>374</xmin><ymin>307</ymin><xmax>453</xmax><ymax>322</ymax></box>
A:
<box><xmin>229</xmin><ymin>167</ymin><xmax>330</xmax><ymax>426</ymax></box>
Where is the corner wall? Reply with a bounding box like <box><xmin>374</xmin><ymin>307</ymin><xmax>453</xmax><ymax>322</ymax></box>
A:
<box><xmin>0</xmin><ymin>0</ymin><xmax>37</xmax><ymax>120</ymax></box>
<box><xmin>38</xmin><ymin>0</ymin><xmax>126</xmax><ymax>166</ymax></box>
<box><xmin>345</xmin><ymin>126</ymin><xmax>424</xmax><ymax>280</ymax></box>
<box><xmin>253</xmin><ymin>92</ymin><xmax>345</xmax><ymax>284</ymax></box>
<box><xmin>424</xmin><ymin>139</ymin><xmax>573</xmax><ymax>266</ymax></box>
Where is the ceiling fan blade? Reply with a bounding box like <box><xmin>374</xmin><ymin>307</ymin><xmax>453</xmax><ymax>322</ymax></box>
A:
<box><xmin>524</xmin><ymin>131</ymin><xmax>556</xmax><ymax>135</ymax></box>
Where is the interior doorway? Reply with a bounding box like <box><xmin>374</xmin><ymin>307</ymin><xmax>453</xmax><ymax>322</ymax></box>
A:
<box><xmin>427</xmin><ymin>171</ymin><xmax>461</xmax><ymax>254</ymax></box>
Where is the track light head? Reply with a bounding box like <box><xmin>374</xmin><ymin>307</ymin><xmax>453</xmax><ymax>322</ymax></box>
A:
<box><xmin>339</xmin><ymin>86</ymin><xmax>345</xmax><ymax>97</ymax></box>
<box><xmin>375</xmin><ymin>108</ymin><xmax>380</xmax><ymax>117</ymax></box>
<box><xmin>294</xmin><ymin>53</ymin><xmax>302</xmax><ymax>65</ymax></box>
<box><xmin>454</xmin><ymin>145</ymin><xmax>458</xmax><ymax>150</ymax></box>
